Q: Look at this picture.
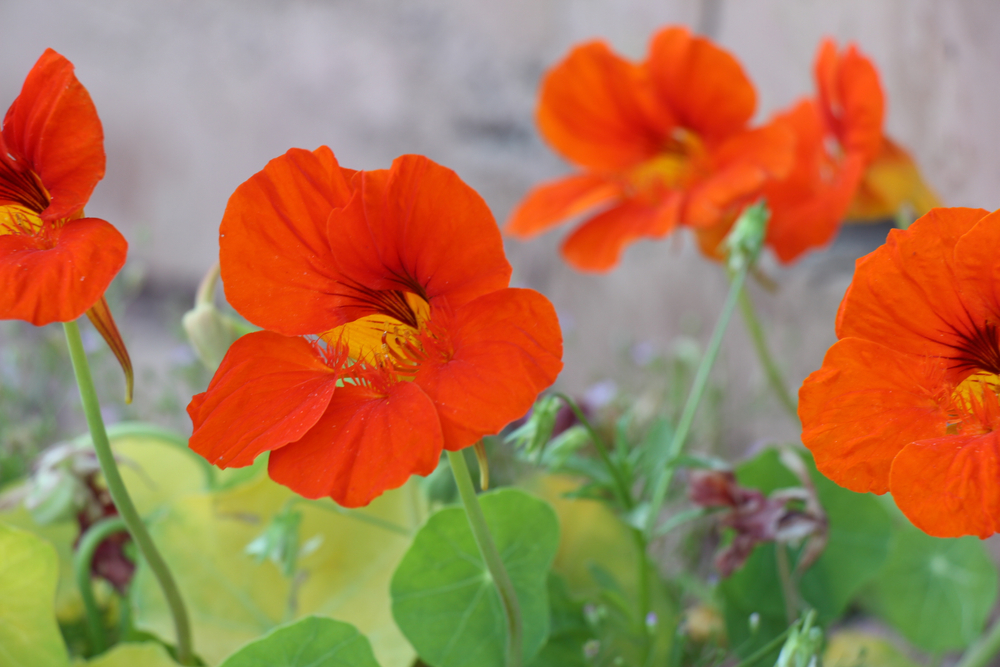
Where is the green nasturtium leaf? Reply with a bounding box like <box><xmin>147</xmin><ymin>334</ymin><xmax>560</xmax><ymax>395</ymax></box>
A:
<box><xmin>79</xmin><ymin>642</ymin><xmax>180</xmax><ymax>666</ymax></box>
<box><xmin>721</xmin><ymin>448</ymin><xmax>891</xmax><ymax>655</ymax></box>
<box><xmin>0</xmin><ymin>523</ymin><xmax>70</xmax><ymax>667</ymax></box>
<box><xmin>868</xmin><ymin>527</ymin><xmax>997</xmax><ymax>651</ymax></box>
<box><xmin>132</xmin><ymin>474</ymin><xmax>423</xmax><ymax>667</ymax></box>
<box><xmin>824</xmin><ymin>630</ymin><xmax>920</xmax><ymax>667</ymax></box>
<box><xmin>391</xmin><ymin>488</ymin><xmax>560</xmax><ymax>667</ymax></box>
<box><xmin>217</xmin><ymin>616</ymin><xmax>380</xmax><ymax>667</ymax></box>
<box><xmin>526</xmin><ymin>575</ymin><xmax>592</xmax><ymax>667</ymax></box>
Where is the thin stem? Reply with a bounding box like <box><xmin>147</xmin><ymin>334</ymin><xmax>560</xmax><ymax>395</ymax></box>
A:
<box><xmin>956</xmin><ymin>614</ymin><xmax>1000</xmax><ymax>667</ymax></box>
<box><xmin>447</xmin><ymin>449</ymin><xmax>522</xmax><ymax>667</ymax></box>
<box><xmin>774</xmin><ymin>544</ymin><xmax>798</xmax><ymax>626</ymax></box>
<box><xmin>63</xmin><ymin>320</ymin><xmax>194</xmax><ymax>665</ymax></box>
<box><xmin>553</xmin><ymin>392</ymin><xmax>633</xmax><ymax>511</ymax></box>
<box><xmin>733</xmin><ymin>621</ymin><xmax>797</xmax><ymax>667</ymax></box>
<box><xmin>738</xmin><ymin>287</ymin><xmax>798</xmax><ymax>421</ymax></box>
<box><xmin>644</xmin><ymin>262</ymin><xmax>750</xmax><ymax>539</ymax></box>
<box><xmin>74</xmin><ymin>516</ymin><xmax>128</xmax><ymax>655</ymax></box>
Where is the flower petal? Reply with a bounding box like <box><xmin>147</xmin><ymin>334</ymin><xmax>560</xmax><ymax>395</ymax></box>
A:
<box><xmin>188</xmin><ymin>331</ymin><xmax>341</xmax><ymax>468</ymax></box>
<box><xmin>536</xmin><ymin>40</ymin><xmax>671</xmax><ymax>171</ymax></box>
<box><xmin>815</xmin><ymin>39</ymin><xmax>884</xmax><ymax>163</ymax></box>
<box><xmin>0</xmin><ymin>217</ymin><xmax>126</xmax><ymax>325</ymax></box>
<box><xmin>846</xmin><ymin>136</ymin><xmax>942</xmax><ymax>222</ymax></box>
<box><xmin>560</xmin><ymin>198</ymin><xmax>677</xmax><ymax>272</ymax></box>
<box><xmin>505</xmin><ymin>173</ymin><xmax>622</xmax><ymax>239</ymax></box>
<box><xmin>267</xmin><ymin>382</ymin><xmax>442</xmax><ymax>507</ymax></box>
<box><xmin>800</xmin><ymin>337</ymin><xmax>950</xmax><ymax>495</ymax></box>
<box><xmin>949</xmin><ymin>208</ymin><xmax>1000</xmax><ymax>321</ymax></box>
<box><xmin>647</xmin><ymin>26</ymin><xmax>755</xmax><ymax>140</ymax></box>
<box><xmin>890</xmin><ymin>433</ymin><xmax>1000</xmax><ymax>538</ymax></box>
<box><xmin>1</xmin><ymin>49</ymin><xmax>105</xmax><ymax>222</ymax></box>
<box><xmin>220</xmin><ymin>146</ymin><xmax>356</xmax><ymax>335</ymax></box>
<box><xmin>414</xmin><ymin>288</ymin><xmax>563</xmax><ymax>451</ymax></box>
<box><xmin>327</xmin><ymin>154</ymin><xmax>511</xmax><ymax>310</ymax></box>
<box><xmin>835</xmin><ymin>207</ymin><xmax>989</xmax><ymax>357</ymax></box>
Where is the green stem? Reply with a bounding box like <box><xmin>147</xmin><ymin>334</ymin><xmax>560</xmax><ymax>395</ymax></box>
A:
<box><xmin>63</xmin><ymin>320</ymin><xmax>194</xmax><ymax>665</ymax></box>
<box><xmin>553</xmin><ymin>392</ymin><xmax>633</xmax><ymax>511</ymax></box>
<box><xmin>553</xmin><ymin>394</ymin><xmax>652</xmax><ymax>659</ymax></box>
<box><xmin>74</xmin><ymin>516</ymin><xmax>128</xmax><ymax>655</ymax></box>
<box><xmin>644</xmin><ymin>262</ymin><xmax>750</xmax><ymax>539</ymax></box>
<box><xmin>447</xmin><ymin>449</ymin><xmax>522</xmax><ymax>667</ymax></box>
<box><xmin>733</xmin><ymin>621</ymin><xmax>797</xmax><ymax>667</ymax></box>
<box><xmin>738</xmin><ymin>288</ymin><xmax>798</xmax><ymax>421</ymax></box>
<box><xmin>774</xmin><ymin>543</ymin><xmax>798</xmax><ymax>626</ymax></box>
<box><xmin>956</xmin><ymin>614</ymin><xmax>1000</xmax><ymax>667</ymax></box>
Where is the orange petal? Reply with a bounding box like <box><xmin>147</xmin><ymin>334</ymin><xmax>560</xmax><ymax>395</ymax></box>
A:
<box><xmin>267</xmin><ymin>381</ymin><xmax>443</xmax><ymax>507</ymax></box>
<box><xmin>647</xmin><ymin>26</ymin><xmax>755</xmax><ymax>141</ymax></box>
<box><xmin>1</xmin><ymin>49</ymin><xmax>105</xmax><ymax>222</ymax></box>
<box><xmin>0</xmin><ymin>217</ymin><xmax>126</xmax><ymax>325</ymax></box>
<box><xmin>415</xmin><ymin>288</ymin><xmax>563</xmax><ymax>451</ymax></box>
<box><xmin>505</xmin><ymin>173</ymin><xmax>621</xmax><ymax>239</ymax></box>
<box><xmin>684</xmin><ymin>122</ymin><xmax>794</xmax><ymax>229</ymax></box>
<box><xmin>765</xmin><ymin>151</ymin><xmax>865</xmax><ymax>263</ymax></box>
<box><xmin>536</xmin><ymin>40</ymin><xmax>671</xmax><ymax>171</ymax></box>
<box><xmin>847</xmin><ymin>135</ymin><xmax>943</xmax><ymax>221</ymax></box>
<box><xmin>86</xmin><ymin>295</ymin><xmax>133</xmax><ymax>404</ymax></box>
<box><xmin>327</xmin><ymin>154</ymin><xmax>512</xmax><ymax>311</ymax></box>
<box><xmin>560</xmin><ymin>199</ymin><xmax>674</xmax><ymax>272</ymax></box>
<box><xmin>835</xmin><ymin>207</ymin><xmax>989</xmax><ymax>357</ymax></box>
<box><xmin>188</xmin><ymin>331</ymin><xmax>341</xmax><ymax>468</ymax></box>
<box><xmin>952</xmin><ymin>208</ymin><xmax>1000</xmax><ymax>320</ymax></box>
<box><xmin>799</xmin><ymin>337</ymin><xmax>950</xmax><ymax>495</ymax></box>
<box><xmin>220</xmin><ymin>146</ymin><xmax>356</xmax><ymax>336</ymax></box>
<box><xmin>814</xmin><ymin>39</ymin><xmax>884</xmax><ymax>162</ymax></box>
<box><xmin>890</xmin><ymin>433</ymin><xmax>1000</xmax><ymax>538</ymax></box>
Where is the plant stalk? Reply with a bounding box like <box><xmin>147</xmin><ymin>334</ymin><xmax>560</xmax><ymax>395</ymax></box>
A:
<box><xmin>956</xmin><ymin>613</ymin><xmax>1000</xmax><ymax>667</ymax></box>
<box><xmin>63</xmin><ymin>320</ymin><xmax>194</xmax><ymax>665</ymax></box>
<box><xmin>644</xmin><ymin>261</ymin><xmax>750</xmax><ymax>539</ymax></box>
<box><xmin>74</xmin><ymin>516</ymin><xmax>128</xmax><ymax>655</ymax></box>
<box><xmin>447</xmin><ymin>448</ymin><xmax>522</xmax><ymax>667</ymax></box>
<box><xmin>738</xmin><ymin>287</ymin><xmax>798</xmax><ymax>421</ymax></box>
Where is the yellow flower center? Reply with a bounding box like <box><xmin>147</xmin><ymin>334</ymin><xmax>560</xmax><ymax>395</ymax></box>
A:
<box><xmin>626</xmin><ymin>127</ymin><xmax>708</xmax><ymax>199</ymax></box>
<box><xmin>0</xmin><ymin>204</ymin><xmax>44</xmax><ymax>237</ymax></box>
<box><xmin>321</xmin><ymin>291</ymin><xmax>435</xmax><ymax>382</ymax></box>
<box><xmin>946</xmin><ymin>372</ymin><xmax>1000</xmax><ymax>435</ymax></box>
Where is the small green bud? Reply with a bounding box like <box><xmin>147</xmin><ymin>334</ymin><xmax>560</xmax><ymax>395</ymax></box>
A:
<box><xmin>725</xmin><ymin>201</ymin><xmax>770</xmax><ymax>272</ymax></box>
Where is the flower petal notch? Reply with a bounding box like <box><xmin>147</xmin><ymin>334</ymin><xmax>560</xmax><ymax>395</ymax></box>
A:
<box><xmin>191</xmin><ymin>148</ymin><xmax>563</xmax><ymax>507</ymax></box>
<box><xmin>506</xmin><ymin>25</ymin><xmax>793</xmax><ymax>272</ymax></box>
<box><xmin>800</xmin><ymin>206</ymin><xmax>1000</xmax><ymax>538</ymax></box>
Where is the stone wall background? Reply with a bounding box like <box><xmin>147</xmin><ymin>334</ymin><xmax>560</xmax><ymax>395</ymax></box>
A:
<box><xmin>3</xmin><ymin>0</ymin><xmax>998</xmax><ymax>446</ymax></box>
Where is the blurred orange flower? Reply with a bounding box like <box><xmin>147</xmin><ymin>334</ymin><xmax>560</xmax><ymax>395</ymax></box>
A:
<box><xmin>0</xmin><ymin>49</ymin><xmax>131</xmax><ymax>397</ymax></box>
<box><xmin>506</xmin><ymin>26</ymin><xmax>793</xmax><ymax>272</ymax></box>
<box><xmin>800</xmin><ymin>207</ymin><xmax>1000</xmax><ymax>538</ymax></box>
<box><xmin>188</xmin><ymin>149</ymin><xmax>563</xmax><ymax>507</ymax></box>
<box><xmin>764</xmin><ymin>39</ymin><xmax>940</xmax><ymax>263</ymax></box>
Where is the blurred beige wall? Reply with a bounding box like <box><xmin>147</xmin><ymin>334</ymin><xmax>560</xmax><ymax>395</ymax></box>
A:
<box><xmin>3</xmin><ymin>0</ymin><xmax>997</xmax><ymax>444</ymax></box>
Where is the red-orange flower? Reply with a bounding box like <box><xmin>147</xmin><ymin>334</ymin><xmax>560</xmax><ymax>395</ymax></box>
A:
<box><xmin>800</xmin><ymin>207</ymin><xmax>1000</xmax><ymax>538</ymax></box>
<box><xmin>763</xmin><ymin>39</ymin><xmax>885</xmax><ymax>263</ymax></box>
<box><xmin>188</xmin><ymin>148</ymin><xmax>563</xmax><ymax>507</ymax></box>
<box><xmin>0</xmin><ymin>49</ymin><xmax>126</xmax><ymax>325</ymax></box>
<box><xmin>505</xmin><ymin>26</ymin><xmax>793</xmax><ymax>272</ymax></box>
<box><xmin>0</xmin><ymin>49</ymin><xmax>132</xmax><ymax>398</ymax></box>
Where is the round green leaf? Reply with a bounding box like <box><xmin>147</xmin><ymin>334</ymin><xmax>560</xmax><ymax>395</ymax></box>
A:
<box><xmin>131</xmin><ymin>475</ymin><xmax>423</xmax><ymax>666</ymax></box>
<box><xmin>81</xmin><ymin>642</ymin><xmax>180</xmax><ymax>666</ymax></box>
<box><xmin>0</xmin><ymin>523</ymin><xmax>69</xmax><ymax>667</ymax></box>
<box><xmin>870</xmin><ymin>527</ymin><xmax>997</xmax><ymax>651</ymax></box>
<box><xmin>218</xmin><ymin>616</ymin><xmax>380</xmax><ymax>667</ymax></box>
<box><xmin>391</xmin><ymin>488</ymin><xmax>560</xmax><ymax>667</ymax></box>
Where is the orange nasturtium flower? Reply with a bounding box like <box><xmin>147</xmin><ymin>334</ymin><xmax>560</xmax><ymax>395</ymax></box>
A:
<box><xmin>800</xmin><ymin>207</ymin><xmax>1000</xmax><ymax>538</ymax></box>
<box><xmin>765</xmin><ymin>39</ymin><xmax>939</xmax><ymax>262</ymax></box>
<box><xmin>0</xmin><ymin>49</ymin><xmax>131</xmax><ymax>395</ymax></box>
<box><xmin>505</xmin><ymin>25</ymin><xmax>793</xmax><ymax>272</ymax></box>
<box><xmin>187</xmin><ymin>148</ymin><xmax>564</xmax><ymax>507</ymax></box>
